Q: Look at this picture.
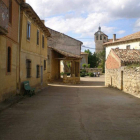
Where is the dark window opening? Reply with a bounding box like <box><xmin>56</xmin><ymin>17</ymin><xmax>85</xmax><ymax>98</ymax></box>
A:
<box><xmin>96</xmin><ymin>36</ymin><xmax>98</xmax><ymax>40</ymax></box>
<box><xmin>7</xmin><ymin>47</ymin><xmax>11</xmax><ymax>72</ymax></box>
<box><xmin>9</xmin><ymin>0</ymin><xmax>12</xmax><ymax>24</ymax></box>
<box><xmin>104</xmin><ymin>37</ymin><xmax>106</xmax><ymax>40</ymax></box>
<box><xmin>26</xmin><ymin>59</ymin><xmax>31</xmax><ymax>78</ymax></box>
<box><xmin>42</xmin><ymin>35</ymin><xmax>44</xmax><ymax>48</ymax></box>
<box><xmin>27</xmin><ymin>22</ymin><xmax>31</xmax><ymax>40</ymax></box>
<box><xmin>100</xmin><ymin>35</ymin><xmax>102</xmax><ymax>40</ymax></box>
<box><xmin>37</xmin><ymin>30</ymin><xmax>39</xmax><ymax>45</ymax></box>
<box><xmin>126</xmin><ymin>45</ymin><xmax>130</xmax><ymax>49</ymax></box>
<box><xmin>44</xmin><ymin>60</ymin><xmax>46</xmax><ymax>70</ymax></box>
<box><xmin>36</xmin><ymin>65</ymin><xmax>40</xmax><ymax>78</ymax></box>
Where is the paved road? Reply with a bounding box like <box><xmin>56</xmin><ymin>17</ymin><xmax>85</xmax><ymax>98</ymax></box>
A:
<box><xmin>0</xmin><ymin>75</ymin><xmax>140</xmax><ymax>140</ymax></box>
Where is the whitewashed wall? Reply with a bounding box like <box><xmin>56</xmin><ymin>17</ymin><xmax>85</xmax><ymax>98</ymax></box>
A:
<box><xmin>106</xmin><ymin>41</ymin><xmax>140</xmax><ymax>59</ymax></box>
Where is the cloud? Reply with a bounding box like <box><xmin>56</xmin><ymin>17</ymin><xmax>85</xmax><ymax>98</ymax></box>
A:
<box><xmin>117</xmin><ymin>30</ymin><xmax>126</xmax><ymax>34</ymax></box>
<box><xmin>45</xmin><ymin>12</ymin><xmax>115</xmax><ymax>37</ymax></box>
<box><xmin>26</xmin><ymin>0</ymin><xmax>140</xmax><ymax>19</ymax></box>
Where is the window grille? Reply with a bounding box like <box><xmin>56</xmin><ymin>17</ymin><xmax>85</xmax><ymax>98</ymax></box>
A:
<box><xmin>26</xmin><ymin>59</ymin><xmax>31</xmax><ymax>78</ymax></box>
<box><xmin>36</xmin><ymin>65</ymin><xmax>40</xmax><ymax>78</ymax></box>
<box><xmin>37</xmin><ymin>30</ymin><xmax>39</xmax><ymax>45</ymax></box>
<box><xmin>7</xmin><ymin>47</ymin><xmax>11</xmax><ymax>72</ymax></box>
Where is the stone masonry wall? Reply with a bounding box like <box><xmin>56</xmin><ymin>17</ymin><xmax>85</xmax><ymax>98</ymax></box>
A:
<box><xmin>105</xmin><ymin>66</ymin><xmax>140</xmax><ymax>98</ymax></box>
<box><xmin>123</xmin><ymin>67</ymin><xmax>140</xmax><ymax>97</ymax></box>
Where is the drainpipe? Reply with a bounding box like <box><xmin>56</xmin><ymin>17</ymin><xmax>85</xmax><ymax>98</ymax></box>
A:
<box><xmin>16</xmin><ymin>5</ymin><xmax>21</xmax><ymax>94</ymax></box>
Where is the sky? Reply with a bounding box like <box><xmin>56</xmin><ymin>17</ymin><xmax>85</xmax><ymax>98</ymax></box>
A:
<box><xmin>26</xmin><ymin>0</ymin><xmax>140</xmax><ymax>52</ymax></box>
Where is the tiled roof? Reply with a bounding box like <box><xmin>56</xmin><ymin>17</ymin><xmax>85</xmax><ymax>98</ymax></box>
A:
<box><xmin>49</xmin><ymin>47</ymin><xmax>82</xmax><ymax>59</ymax></box>
<box><xmin>104</xmin><ymin>31</ymin><xmax>140</xmax><ymax>45</ymax></box>
<box><xmin>112</xmin><ymin>49</ymin><xmax>140</xmax><ymax>63</ymax></box>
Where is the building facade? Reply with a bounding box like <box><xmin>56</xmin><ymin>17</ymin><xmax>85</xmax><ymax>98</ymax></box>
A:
<box><xmin>0</xmin><ymin>0</ymin><xmax>23</xmax><ymax>101</ymax></box>
<box><xmin>47</xmin><ymin>28</ymin><xmax>83</xmax><ymax>84</ymax></box>
<box><xmin>94</xmin><ymin>26</ymin><xmax>108</xmax><ymax>53</ymax></box>
<box><xmin>19</xmin><ymin>3</ymin><xmax>50</xmax><ymax>91</ymax></box>
<box><xmin>80</xmin><ymin>52</ymin><xmax>88</xmax><ymax>69</ymax></box>
<box><xmin>105</xmin><ymin>48</ymin><xmax>140</xmax><ymax>97</ymax></box>
<box><xmin>104</xmin><ymin>32</ymin><xmax>140</xmax><ymax>59</ymax></box>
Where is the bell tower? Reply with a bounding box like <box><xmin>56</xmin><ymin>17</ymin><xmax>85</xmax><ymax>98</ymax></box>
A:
<box><xmin>94</xmin><ymin>26</ymin><xmax>108</xmax><ymax>53</ymax></box>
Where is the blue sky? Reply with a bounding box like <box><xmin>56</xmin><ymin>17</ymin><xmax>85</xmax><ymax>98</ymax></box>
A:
<box><xmin>26</xmin><ymin>0</ymin><xmax>140</xmax><ymax>52</ymax></box>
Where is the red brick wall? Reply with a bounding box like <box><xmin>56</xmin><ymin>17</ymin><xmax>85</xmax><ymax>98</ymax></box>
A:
<box><xmin>106</xmin><ymin>52</ymin><xmax>120</xmax><ymax>69</ymax></box>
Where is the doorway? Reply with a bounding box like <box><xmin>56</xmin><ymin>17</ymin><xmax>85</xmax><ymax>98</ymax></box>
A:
<box><xmin>121</xmin><ymin>71</ymin><xmax>123</xmax><ymax>90</ymax></box>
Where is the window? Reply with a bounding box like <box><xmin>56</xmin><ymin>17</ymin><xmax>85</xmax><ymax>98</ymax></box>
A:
<box><xmin>44</xmin><ymin>60</ymin><xmax>46</xmax><ymax>70</ymax></box>
<box><xmin>37</xmin><ymin>30</ymin><xmax>39</xmax><ymax>45</ymax></box>
<box><xmin>26</xmin><ymin>59</ymin><xmax>31</xmax><ymax>78</ymax></box>
<box><xmin>27</xmin><ymin>22</ymin><xmax>31</xmax><ymax>40</ymax></box>
<box><xmin>104</xmin><ymin>37</ymin><xmax>106</xmax><ymax>40</ymax></box>
<box><xmin>96</xmin><ymin>35</ymin><xmax>98</xmax><ymax>40</ymax></box>
<box><xmin>9</xmin><ymin>0</ymin><xmax>12</xmax><ymax>24</ymax></box>
<box><xmin>42</xmin><ymin>35</ymin><xmax>44</xmax><ymax>48</ymax></box>
<box><xmin>7</xmin><ymin>47</ymin><xmax>11</xmax><ymax>72</ymax></box>
<box><xmin>100</xmin><ymin>35</ymin><xmax>102</xmax><ymax>40</ymax></box>
<box><xmin>36</xmin><ymin>65</ymin><xmax>40</xmax><ymax>78</ymax></box>
<box><xmin>126</xmin><ymin>45</ymin><xmax>130</xmax><ymax>49</ymax></box>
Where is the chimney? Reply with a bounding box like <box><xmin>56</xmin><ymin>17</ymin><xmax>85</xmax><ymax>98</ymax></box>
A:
<box><xmin>113</xmin><ymin>34</ymin><xmax>116</xmax><ymax>42</ymax></box>
<box><xmin>41</xmin><ymin>20</ymin><xmax>45</xmax><ymax>25</ymax></box>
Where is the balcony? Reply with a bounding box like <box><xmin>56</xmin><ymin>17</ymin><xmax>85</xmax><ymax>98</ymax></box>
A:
<box><xmin>0</xmin><ymin>1</ymin><xmax>8</xmax><ymax>35</ymax></box>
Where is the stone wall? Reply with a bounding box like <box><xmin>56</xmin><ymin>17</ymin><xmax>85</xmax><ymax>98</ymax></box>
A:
<box><xmin>85</xmin><ymin>68</ymin><xmax>102</xmax><ymax>74</ymax></box>
<box><xmin>105</xmin><ymin>66</ymin><xmax>140</xmax><ymax>98</ymax></box>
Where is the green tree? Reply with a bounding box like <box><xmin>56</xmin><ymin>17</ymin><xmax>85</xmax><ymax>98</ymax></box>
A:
<box><xmin>97</xmin><ymin>49</ymin><xmax>106</xmax><ymax>73</ymax></box>
<box><xmin>84</xmin><ymin>49</ymin><xmax>99</xmax><ymax>68</ymax></box>
<box><xmin>82</xmin><ymin>64</ymin><xmax>87</xmax><ymax>69</ymax></box>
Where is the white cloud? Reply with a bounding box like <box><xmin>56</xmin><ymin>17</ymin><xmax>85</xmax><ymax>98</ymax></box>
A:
<box><xmin>117</xmin><ymin>30</ymin><xmax>125</xmax><ymax>34</ymax></box>
<box><xmin>45</xmin><ymin>12</ymin><xmax>115</xmax><ymax>37</ymax></box>
<box><xmin>26</xmin><ymin>0</ymin><xmax>140</xmax><ymax>18</ymax></box>
<box><xmin>26</xmin><ymin>0</ymin><xmax>140</xmax><ymax>41</ymax></box>
<box><xmin>134</xmin><ymin>19</ymin><xmax>140</xmax><ymax>32</ymax></box>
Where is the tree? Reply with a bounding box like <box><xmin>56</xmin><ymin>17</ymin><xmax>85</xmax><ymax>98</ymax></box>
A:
<box><xmin>82</xmin><ymin>64</ymin><xmax>87</xmax><ymax>69</ymax></box>
<box><xmin>97</xmin><ymin>49</ymin><xmax>106</xmax><ymax>73</ymax></box>
<box><xmin>84</xmin><ymin>49</ymin><xmax>99</xmax><ymax>68</ymax></box>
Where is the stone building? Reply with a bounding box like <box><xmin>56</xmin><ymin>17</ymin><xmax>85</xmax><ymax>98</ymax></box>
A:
<box><xmin>47</xmin><ymin>28</ymin><xmax>83</xmax><ymax>84</ymax></box>
<box><xmin>80</xmin><ymin>52</ymin><xmax>88</xmax><ymax>69</ymax></box>
<box><xmin>0</xmin><ymin>0</ymin><xmax>24</xmax><ymax>101</ymax></box>
<box><xmin>19</xmin><ymin>3</ymin><xmax>50</xmax><ymax>90</ymax></box>
<box><xmin>104</xmin><ymin>31</ymin><xmax>140</xmax><ymax>59</ymax></box>
<box><xmin>105</xmin><ymin>48</ymin><xmax>140</xmax><ymax>97</ymax></box>
<box><xmin>94</xmin><ymin>26</ymin><xmax>108</xmax><ymax>53</ymax></box>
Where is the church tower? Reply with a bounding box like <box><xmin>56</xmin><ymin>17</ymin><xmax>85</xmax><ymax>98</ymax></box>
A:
<box><xmin>94</xmin><ymin>26</ymin><xmax>108</xmax><ymax>53</ymax></box>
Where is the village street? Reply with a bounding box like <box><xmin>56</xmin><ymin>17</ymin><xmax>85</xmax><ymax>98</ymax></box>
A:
<box><xmin>0</xmin><ymin>75</ymin><xmax>140</xmax><ymax>140</ymax></box>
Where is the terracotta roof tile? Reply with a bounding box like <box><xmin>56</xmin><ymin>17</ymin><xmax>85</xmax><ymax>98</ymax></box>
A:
<box><xmin>112</xmin><ymin>49</ymin><xmax>140</xmax><ymax>63</ymax></box>
<box><xmin>49</xmin><ymin>47</ymin><xmax>82</xmax><ymax>59</ymax></box>
<box><xmin>104</xmin><ymin>31</ymin><xmax>140</xmax><ymax>45</ymax></box>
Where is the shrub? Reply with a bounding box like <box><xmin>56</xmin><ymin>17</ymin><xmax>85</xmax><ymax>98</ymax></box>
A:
<box><xmin>61</xmin><ymin>72</ymin><xmax>64</xmax><ymax>75</ymax></box>
<box><xmin>81</xmin><ymin>69</ymin><xmax>86</xmax><ymax>73</ymax></box>
<box><xmin>89</xmin><ymin>73</ymin><xmax>94</xmax><ymax>77</ymax></box>
<box><xmin>80</xmin><ymin>73</ymin><xmax>85</xmax><ymax>77</ymax></box>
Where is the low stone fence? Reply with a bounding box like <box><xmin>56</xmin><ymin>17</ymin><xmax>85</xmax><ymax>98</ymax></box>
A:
<box><xmin>63</xmin><ymin>74</ymin><xmax>80</xmax><ymax>84</ymax></box>
<box><xmin>105</xmin><ymin>66</ymin><xmax>140</xmax><ymax>98</ymax></box>
<box><xmin>85</xmin><ymin>68</ymin><xmax>102</xmax><ymax>74</ymax></box>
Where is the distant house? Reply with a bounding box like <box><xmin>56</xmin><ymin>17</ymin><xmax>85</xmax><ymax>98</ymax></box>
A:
<box><xmin>47</xmin><ymin>28</ymin><xmax>83</xmax><ymax>84</ymax></box>
<box><xmin>80</xmin><ymin>52</ymin><xmax>88</xmax><ymax>69</ymax></box>
<box><xmin>104</xmin><ymin>31</ymin><xmax>140</xmax><ymax>59</ymax></box>
<box><xmin>105</xmin><ymin>48</ymin><xmax>140</xmax><ymax>97</ymax></box>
